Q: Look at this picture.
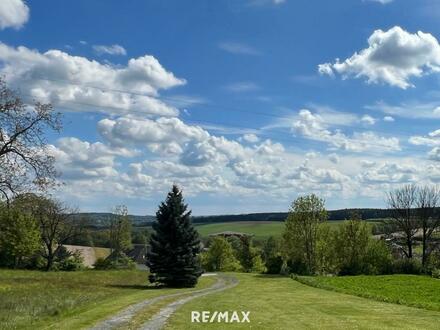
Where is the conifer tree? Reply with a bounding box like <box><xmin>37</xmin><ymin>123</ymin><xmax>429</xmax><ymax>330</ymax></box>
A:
<box><xmin>147</xmin><ymin>185</ymin><xmax>202</xmax><ymax>287</ymax></box>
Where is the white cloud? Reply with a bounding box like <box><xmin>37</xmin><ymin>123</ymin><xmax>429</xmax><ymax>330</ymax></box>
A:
<box><xmin>93</xmin><ymin>44</ymin><xmax>127</xmax><ymax>56</ymax></box>
<box><xmin>0</xmin><ymin>0</ymin><xmax>29</xmax><ymax>30</ymax></box>
<box><xmin>367</xmin><ymin>100</ymin><xmax>440</xmax><ymax>120</ymax></box>
<box><xmin>359</xmin><ymin>162</ymin><xmax>417</xmax><ymax>184</ymax></box>
<box><xmin>383</xmin><ymin>115</ymin><xmax>395</xmax><ymax>122</ymax></box>
<box><xmin>49</xmin><ymin>137</ymin><xmax>136</xmax><ymax>180</ymax></box>
<box><xmin>248</xmin><ymin>0</ymin><xmax>286</xmax><ymax>6</ymax></box>
<box><xmin>218</xmin><ymin>42</ymin><xmax>261</xmax><ymax>56</ymax></box>
<box><xmin>98</xmin><ymin>116</ymin><xmax>209</xmax><ymax>155</ymax></box>
<box><xmin>319</xmin><ymin>26</ymin><xmax>440</xmax><ymax>89</ymax></box>
<box><xmin>241</xmin><ymin>133</ymin><xmax>260</xmax><ymax>143</ymax></box>
<box><xmin>364</xmin><ymin>0</ymin><xmax>393</xmax><ymax>4</ymax></box>
<box><xmin>361</xmin><ymin>114</ymin><xmax>376</xmax><ymax>125</ymax></box>
<box><xmin>0</xmin><ymin>42</ymin><xmax>185</xmax><ymax>117</ymax></box>
<box><xmin>292</xmin><ymin>109</ymin><xmax>400</xmax><ymax>152</ymax></box>
<box><xmin>329</xmin><ymin>153</ymin><xmax>340</xmax><ymax>164</ymax></box>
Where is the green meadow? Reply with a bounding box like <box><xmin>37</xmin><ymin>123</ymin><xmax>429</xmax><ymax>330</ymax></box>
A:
<box><xmin>0</xmin><ymin>269</ymin><xmax>215</xmax><ymax>330</ymax></box>
<box><xmin>295</xmin><ymin>274</ymin><xmax>440</xmax><ymax>311</ymax></box>
<box><xmin>166</xmin><ymin>273</ymin><xmax>440</xmax><ymax>330</ymax></box>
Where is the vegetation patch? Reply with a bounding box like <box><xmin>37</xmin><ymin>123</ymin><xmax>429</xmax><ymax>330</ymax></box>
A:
<box><xmin>295</xmin><ymin>275</ymin><xmax>440</xmax><ymax>311</ymax></box>
<box><xmin>166</xmin><ymin>273</ymin><xmax>440</xmax><ymax>329</ymax></box>
<box><xmin>0</xmin><ymin>269</ymin><xmax>214</xmax><ymax>330</ymax></box>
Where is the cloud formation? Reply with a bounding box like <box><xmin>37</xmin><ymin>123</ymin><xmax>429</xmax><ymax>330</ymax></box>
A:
<box><xmin>93</xmin><ymin>44</ymin><xmax>127</xmax><ymax>56</ymax></box>
<box><xmin>0</xmin><ymin>42</ymin><xmax>185</xmax><ymax>116</ymax></box>
<box><xmin>292</xmin><ymin>109</ymin><xmax>400</xmax><ymax>152</ymax></box>
<box><xmin>319</xmin><ymin>26</ymin><xmax>440</xmax><ymax>89</ymax></box>
<box><xmin>0</xmin><ymin>0</ymin><xmax>29</xmax><ymax>30</ymax></box>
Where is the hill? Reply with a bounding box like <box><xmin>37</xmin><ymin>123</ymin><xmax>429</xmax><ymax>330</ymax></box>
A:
<box><xmin>75</xmin><ymin>208</ymin><xmax>392</xmax><ymax>228</ymax></box>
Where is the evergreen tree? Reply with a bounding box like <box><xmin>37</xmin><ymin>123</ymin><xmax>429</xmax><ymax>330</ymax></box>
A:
<box><xmin>147</xmin><ymin>185</ymin><xmax>202</xmax><ymax>287</ymax></box>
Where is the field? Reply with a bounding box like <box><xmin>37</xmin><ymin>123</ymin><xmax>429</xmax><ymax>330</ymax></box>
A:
<box><xmin>295</xmin><ymin>275</ymin><xmax>440</xmax><ymax>311</ymax></box>
<box><xmin>0</xmin><ymin>269</ymin><xmax>215</xmax><ymax>330</ymax></box>
<box><xmin>194</xmin><ymin>221</ymin><xmax>285</xmax><ymax>239</ymax></box>
<box><xmin>194</xmin><ymin>220</ymin><xmax>377</xmax><ymax>239</ymax></box>
<box><xmin>2</xmin><ymin>270</ymin><xmax>440</xmax><ymax>329</ymax></box>
<box><xmin>167</xmin><ymin>273</ymin><xmax>440</xmax><ymax>329</ymax></box>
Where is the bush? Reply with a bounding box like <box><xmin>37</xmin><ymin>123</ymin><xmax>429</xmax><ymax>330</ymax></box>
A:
<box><xmin>201</xmin><ymin>237</ymin><xmax>242</xmax><ymax>272</ymax></box>
<box><xmin>432</xmin><ymin>268</ymin><xmax>440</xmax><ymax>279</ymax></box>
<box><xmin>94</xmin><ymin>251</ymin><xmax>136</xmax><ymax>270</ymax></box>
<box><xmin>427</xmin><ymin>251</ymin><xmax>440</xmax><ymax>273</ymax></box>
<box><xmin>392</xmin><ymin>259</ymin><xmax>423</xmax><ymax>275</ymax></box>
<box><xmin>265</xmin><ymin>255</ymin><xmax>283</xmax><ymax>274</ymax></box>
<box><xmin>363</xmin><ymin>239</ymin><xmax>393</xmax><ymax>275</ymax></box>
<box><xmin>56</xmin><ymin>251</ymin><xmax>84</xmax><ymax>271</ymax></box>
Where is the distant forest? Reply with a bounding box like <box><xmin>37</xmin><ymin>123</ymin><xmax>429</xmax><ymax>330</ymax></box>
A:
<box><xmin>76</xmin><ymin>208</ymin><xmax>395</xmax><ymax>228</ymax></box>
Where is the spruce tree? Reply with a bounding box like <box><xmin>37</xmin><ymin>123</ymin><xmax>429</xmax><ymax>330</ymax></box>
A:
<box><xmin>147</xmin><ymin>185</ymin><xmax>202</xmax><ymax>287</ymax></box>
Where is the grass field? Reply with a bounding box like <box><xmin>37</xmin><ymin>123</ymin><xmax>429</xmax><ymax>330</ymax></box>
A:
<box><xmin>195</xmin><ymin>221</ymin><xmax>285</xmax><ymax>239</ymax></box>
<box><xmin>0</xmin><ymin>269</ymin><xmax>215</xmax><ymax>330</ymax></box>
<box><xmin>166</xmin><ymin>273</ymin><xmax>440</xmax><ymax>329</ymax></box>
<box><xmin>194</xmin><ymin>220</ymin><xmax>371</xmax><ymax>239</ymax></box>
<box><xmin>295</xmin><ymin>275</ymin><xmax>440</xmax><ymax>311</ymax></box>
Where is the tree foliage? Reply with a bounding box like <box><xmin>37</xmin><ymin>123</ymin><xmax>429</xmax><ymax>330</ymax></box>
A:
<box><xmin>0</xmin><ymin>206</ymin><xmax>40</xmax><ymax>268</ymax></box>
<box><xmin>11</xmin><ymin>193</ymin><xmax>82</xmax><ymax>271</ymax></box>
<box><xmin>147</xmin><ymin>185</ymin><xmax>202</xmax><ymax>287</ymax></box>
<box><xmin>0</xmin><ymin>79</ymin><xmax>61</xmax><ymax>201</ymax></box>
<box><xmin>202</xmin><ymin>236</ymin><xmax>241</xmax><ymax>272</ymax></box>
<box><xmin>282</xmin><ymin>194</ymin><xmax>327</xmax><ymax>274</ymax></box>
<box><xmin>109</xmin><ymin>205</ymin><xmax>132</xmax><ymax>253</ymax></box>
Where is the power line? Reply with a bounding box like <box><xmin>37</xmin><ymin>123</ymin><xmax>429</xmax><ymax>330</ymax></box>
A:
<box><xmin>13</xmin><ymin>76</ymin><xmax>422</xmax><ymax>151</ymax></box>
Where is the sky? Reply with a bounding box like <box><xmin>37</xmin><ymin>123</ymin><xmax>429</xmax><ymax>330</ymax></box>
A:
<box><xmin>1</xmin><ymin>0</ymin><xmax>440</xmax><ymax>215</ymax></box>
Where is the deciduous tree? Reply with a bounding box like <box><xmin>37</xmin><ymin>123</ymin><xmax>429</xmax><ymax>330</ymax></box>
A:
<box><xmin>0</xmin><ymin>79</ymin><xmax>61</xmax><ymax>202</ymax></box>
<box><xmin>282</xmin><ymin>194</ymin><xmax>327</xmax><ymax>274</ymax></box>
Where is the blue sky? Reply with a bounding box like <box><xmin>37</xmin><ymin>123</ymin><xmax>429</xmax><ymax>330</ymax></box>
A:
<box><xmin>2</xmin><ymin>0</ymin><xmax>440</xmax><ymax>215</ymax></box>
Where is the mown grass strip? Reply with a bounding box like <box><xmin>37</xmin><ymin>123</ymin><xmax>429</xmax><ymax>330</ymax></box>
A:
<box><xmin>295</xmin><ymin>274</ymin><xmax>440</xmax><ymax>312</ymax></box>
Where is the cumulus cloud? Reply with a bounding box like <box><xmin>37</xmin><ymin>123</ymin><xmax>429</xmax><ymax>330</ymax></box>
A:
<box><xmin>0</xmin><ymin>0</ymin><xmax>29</xmax><ymax>30</ymax></box>
<box><xmin>93</xmin><ymin>44</ymin><xmax>127</xmax><ymax>56</ymax></box>
<box><xmin>319</xmin><ymin>26</ymin><xmax>440</xmax><ymax>89</ymax></box>
<box><xmin>49</xmin><ymin>137</ymin><xmax>136</xmax><ymax>180</ymax></box>
<box><xmin>240</xmin><ymin>133</ymin><xmax>260</xmax><ymax>143</ymax></box>
<box><xmin>361</xmin><ymin>114</ymin><xmax>376</xmax><ymax>125</ymax></box>
<box><xmin>0</xmin><ymin>42</ymin><xmax>185</xmax><ymax>116</ymax></box>
<box><xmin>98</xmin><ymin>116</ymin><xmax>209</xmax><ymax>155</ymax></box>
<box><xmin>359</xmin><ymin>162</ymin><xmax>417</xmax><ymax>184</ymax></box>
<box><xmin>383</xmin><ymin>116</ymin><xmax>395</xmax><ymax>122</ymax></box>
<box><xmin>292</xmin><ymin>109</ymin><xmax>400</xmax><ymax>152</ymax></box>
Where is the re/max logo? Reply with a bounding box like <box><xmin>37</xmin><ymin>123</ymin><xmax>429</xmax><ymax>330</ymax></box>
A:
<box><xmin>191</xmin><ymin>311</ymin><xmax>250</xmax><ymax>323</ymax></box>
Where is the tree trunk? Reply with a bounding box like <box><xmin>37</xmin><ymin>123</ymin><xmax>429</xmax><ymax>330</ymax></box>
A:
<box><xmin>407</xmin><ymin>239</ymin><xmax>413</xmax><ymax>259</ymax></box>
<box><xmin>422</xmin><ymin>235</ymin><xmax>427</xmax><ymax>267</ymax></box>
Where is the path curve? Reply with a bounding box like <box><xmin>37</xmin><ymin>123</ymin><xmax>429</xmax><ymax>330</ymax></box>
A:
<box><xmin>140</xmin><ymin>274</ymin><xmax>238</xmax><ymax>330</ymax></box>
<box><xmin>90</xmin><ymin>274</ymin><xmax>237</xmax><ymax>330</ymax></box>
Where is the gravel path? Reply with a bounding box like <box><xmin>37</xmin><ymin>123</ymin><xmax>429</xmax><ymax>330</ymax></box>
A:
<box><xmin>90</xmin><ymin>274</ymin><xmax>237</xmax><ymax>330</ymax></box>
<box><xmin>139</xmin><ymin>274</ymin><xmax>238</xmax><ymax>330</ymax></box>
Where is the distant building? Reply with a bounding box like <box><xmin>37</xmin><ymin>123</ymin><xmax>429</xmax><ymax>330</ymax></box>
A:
<box><xmin>127</xmin><ymin>244</ymin><xmax>150</xmax><ymax>264</ymax></box>
<box><xmin>209</xmin><ymin>231</ymin><xmax>253</xmax><ymax>239</ymax></box>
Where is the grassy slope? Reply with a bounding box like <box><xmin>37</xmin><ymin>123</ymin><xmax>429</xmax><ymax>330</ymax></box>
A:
<box><xmin>296</xmin><ymin>275</ymin><xmax>440</xmax><ymax>311</ymax></box>
<box><xmin>194</xmin><ymin>220</ymin><xmax>355</xmax><ymax>239</ymax></box>
<box><xmin>166</xmin><ymin>273</ymin><xmax>440</xmax><ymax>330</ymax></box>
<box><xmin>195</xmin><ymin>221</ymin><xmax>285</xmax><ymax>239</ymax></box>
<box><xmin>0</xmin><ymin>269</ymin><xmax>215</xmax><ymax>330</ymax></box>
